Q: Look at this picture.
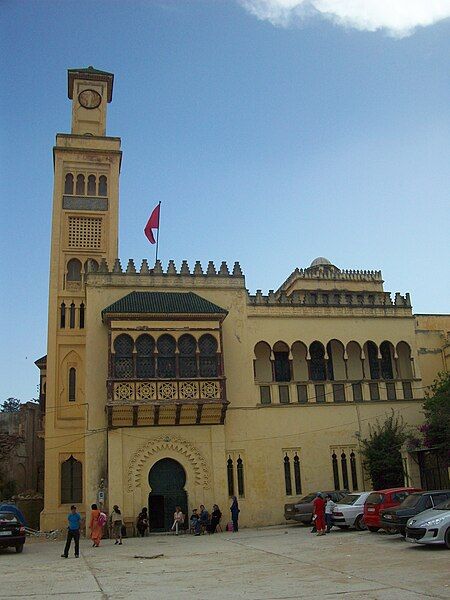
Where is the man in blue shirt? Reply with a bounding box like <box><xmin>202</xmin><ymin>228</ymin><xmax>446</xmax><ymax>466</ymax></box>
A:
<box><xmin>61</xmin><ymin>505</ymin><xmax>82</xmax><ymax>558</ymax></box>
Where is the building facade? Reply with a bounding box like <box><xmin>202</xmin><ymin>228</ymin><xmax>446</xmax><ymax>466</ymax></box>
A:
<box><xmin>41</xmin><ymin>67</ymin><xmax>450</xmax><ymax>531</ymax></box>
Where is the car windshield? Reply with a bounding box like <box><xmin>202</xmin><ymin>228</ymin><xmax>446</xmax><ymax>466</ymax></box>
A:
<box><xmin>366</xmin><ymin>493</ymin><xmax>384</xmax><ymax>504</ymax></box>
<box><xmin>399</xmin><ymin>494</ymin><xmax>422</xmax><ymax>508</ymax></box>
<box><xmin>299</xmin><ymin>494</ymin><xmax>316</xmax><ymax>503</ymax></box>
<box><xmin>337</xmin><ymin>494</ymin><xmax>360</xmax><ymax>505</ymax></box>
<box><xmin>433</xmin><ymin>499</ymin><xmax>450</xmax><ymax>511</ymax></box>
<box><xmin>0</xmin><ymin>512</ymin><xmax>18</xmax><ymax>523</ymax></box>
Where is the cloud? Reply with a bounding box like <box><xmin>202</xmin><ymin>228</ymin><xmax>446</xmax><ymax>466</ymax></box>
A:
<box><xmin>239</xmin><ymin>0</ymin><xmax>450</xmax><ymax>37</ymax></box>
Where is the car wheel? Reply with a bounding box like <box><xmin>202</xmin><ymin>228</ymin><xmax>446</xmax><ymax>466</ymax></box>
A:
<box><xmin>355</xmin><ymin>515</ymin><xmax>367</xmax><ymax>531</ymax></box>
<box><xmin>15</xmin><ymin>544</ymin><xmax>24</xmax><ymax>553</ymax></box>
<box><xmin>444</xmin><ymin>527</ymin><xmax>450</xmax><ymax>549</ymax></box>
<box><xmin>368</xmin><ymin>526</ymin><xmax>379</xmax><ymax>533</ymax></box>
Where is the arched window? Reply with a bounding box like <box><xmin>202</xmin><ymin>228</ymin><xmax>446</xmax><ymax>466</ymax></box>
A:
<box><xmin>178</xmin><ymin>334</ymin><xmax>197</xmax><ymax>378</ymax></box>
<box><xmin>69</xmin><ymin>302</ymin><xmax>76</xmax><ymax>328</ymax></box>
<box><xmin>68</xmin><ymin>368</ymin><xmax>76</xmax><ymax>402</ymax></box>
<box><xmin>325</xmin><ymin>341</ymin><xmax>335</xmax><ymax>380</ymax></box>
<box><xmin>98</xmin><ymin>175</ymin><xmax>107</xmax><ymax>196</ymax></box>
<box><xmin>310</xmin><ymin>341</ymin><xmax>327</xmax><ymax>381</ymax></box>
<box><xmin>66</xmin><ymin>258</ymin><xmax>82</xmax><ymax>282</ymax></box>
<box><xmin>366</xmin><ymin>341</ymin><xmax>380</xmax><ymax>380</ymax></box>
<box><xmin>293</xmin><ymin>454</ymin><xmax>302</xmax><ymax>495</ymax></box>
<box><xmin>380</xmin><ymin>341</ymin><xmax>394</xmax><ymax>380</ymax></box>
<box><xmin>350</xmin><ymin>451</ymin><xmax>358</xmax><ymax>491</ymax></box>
<box><xmin>291</xmin><ymin>341</ymin><xmax>308</xmax><ymax>382</ymax></box>
<box><xmin>396</xmin><ymin>341</ymin><xmax>413</xmax><ymax>379</ymax></box>
<box><xmin>157</xmin><ymin>334</ymin><xmax>176</xmax><ymax>378</ymax></box>
<box><xmin>87</xmin><ymin>174</ymin><xmax>96</xmax><ymax>196</ymax></box>
<box><xmin>284</xmin><ymin>455</ymin><xmax>292</xmax><ymax>496</ymax></box>
<box><xmin>60</xmin><ymin>302</ymin><xmax>66</xmax><ymax>328</ymax></box>
<box><xmin>64</xmin><ymin>173</ymin><xmax>74</xmax><ymax>194</ymax></box>
<box><xmin>273</xmin><ymin>341</ymin><xmax>291</xmax><ymax>382</ymax></box>
<box><xmin>332</xmin><ymin>453</ymin><xmax>339</xmax><ymax>490</ymax></box>
<box><xmin>84</xmin><ymin>259</ymin><xmax>99</xmax><ymax>274</ymax></box>
<box><xmin>346</xmin><ymin>341</ymin><xmax>363</xmax><ymax>380</ymax></box>
<box><xmin>61</xmin><ymin>455</ymin><xmax>82</xmax><ymax>503</ymax></box>
<box><xmin>75</xmin><ymin>174</ymin><xmax>85</xmax><ymax>195</ymax></box>
<box><xmin>136</xmin><ymin>334</ymin><xmax>155</xmax><ymax>378</ymax></box>
<box><xmin>341</xmin><ymin>452</ymin><xmax>349</xmax><ymax>489</ymax></box>
<box><xmin>198</xmin><ymin>334</ymin><xmax>218</xmax><ymax>377</ymax></box>
<box><xmin>237</xmin><ymin>456</ymin><xmax>245</xmax><ymax>497</ymax></box>
<box><xmin>227</xmin><ymin>457</ymin><xmax>234</xmax><ymax>497</ymax></box>
<box><xmin>114</xmin><ymin>334</ymin><xmax>134</xmax><ymax>378</ymax></box>
<box><xmin>254</xmin><ymin>342</ymin><xmax>272</xmax><ymax>382</ymax></box>
<box><xmin>79</xmin><ymin>303</ymin><xmax>85</xmax><ymax>329</ymax></box>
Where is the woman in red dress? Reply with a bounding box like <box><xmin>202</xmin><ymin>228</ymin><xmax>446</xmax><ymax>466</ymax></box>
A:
<box><xmin>313</xmin><ymin>493</ymin><xmax>326</xmax><ymax>536</ymax></box>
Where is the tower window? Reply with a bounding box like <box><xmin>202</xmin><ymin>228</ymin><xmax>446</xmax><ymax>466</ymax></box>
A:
<box><xmin>69</xmin><ymin>303</ymin><xmax>76</xmax><ymax>328</ymax></box>
<box><xmin>68</xmin><ymin>368</ymin><xmax>76</xmax><ymax>402</ymax></box>
<box><xmin>136</xmin><ymin>334</ymin><xmax>155</xmax><ymax>378</ymax></box>
<box><xmin>87</xmin><ymin>175</ymin><xmax>96</xmax><ymax>196</ymax></box>
<box><xmin>157</xmin><ymin>334</ymin><xmax>176</xmax><ymax>378</ymax></box>
<box><xmin>61</xmin><ymin>456</ymin><xmax>82</xmax><ymax>504</ymax></box>
<box><xmin>64</xmin><ymin>173</ymin><xmax>74</xmax><ymax>194</ymax></box>
<box><xmin>178</xmin><ymin>334</ymin><xmax>197</xmax><ymax>378</ymax></box>
<box><xmin>76</xmin><ymin>174</ymin><xmax>85</xmax><ymax>195</ymax></box>
<box><xmin>98</xmin><ymin>175</ymin><xmax>107</xmax><ymax>196</ymax></box>
<box><xmin>66</xmin><ymin>258</ymin><xmax>82</xmax><ymax>282</ymax></box>
<box><xmin>60</xmin><ymin>302</ymin><xmax>66</xmax><ymax>328</ymax></box>
<box><xmin>114</xmin><ymin>334</ymin><xmax>134</xmax><ymax>378</ymax></box>
<box><xmin>198</xmin><ymin>334</ymin><xmax>218</xmax><ymax>377</ymax></box>
<box><xmin>79</xmin><ymin>303</ymin><xmax>85</xmax><ymax>329</ymax></box>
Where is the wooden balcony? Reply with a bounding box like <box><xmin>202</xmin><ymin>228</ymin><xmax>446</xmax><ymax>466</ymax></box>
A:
<box><xmin>106</xmin><ymin>378</ymin><xmax>228</xmax><ymax>427</ymax></box>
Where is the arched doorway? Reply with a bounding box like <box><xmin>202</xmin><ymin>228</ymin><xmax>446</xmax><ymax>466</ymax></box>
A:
<box><xmin>148</xmin><ymin>458</ymin><xmax>188</xmax><ymax>532</ymax></box>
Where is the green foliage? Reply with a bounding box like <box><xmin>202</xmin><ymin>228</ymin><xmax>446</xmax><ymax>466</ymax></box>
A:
<box><xmin>1</xmin><ymin>398</ymin><xmax>21</xmax><ymax>412</ymax></box>
<box><xmin>422</xmin><ymin>371</ymin><xmax>450</xmax><ymax>462</ymax></box>
<box><xmin>361</xmin><ymin>411</ymin><xmax>407</xmax><ymax>490</ymax></box>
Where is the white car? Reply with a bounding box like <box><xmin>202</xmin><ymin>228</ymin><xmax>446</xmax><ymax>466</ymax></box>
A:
<box><xmin>406</xmin><ymin>498</ymin><xmax>450</xmax><ymax>548</ymax></box>
<box><xmin>332</xmin><ymin>491</ymin><xmax>372</xmax><ymax>530</ymax></box>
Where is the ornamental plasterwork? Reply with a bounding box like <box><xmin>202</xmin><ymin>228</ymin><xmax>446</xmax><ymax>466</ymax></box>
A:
<box><xmin>127</xmin><ymin>435</ymin><xmax>210</xmax><ymax>492</ymax></box>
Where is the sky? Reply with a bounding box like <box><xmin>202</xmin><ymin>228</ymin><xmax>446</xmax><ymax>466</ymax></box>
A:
<box><xmin>0</xmin><ymin>0</ymin><xmax>449</xmax><ymax>402</ymax></box>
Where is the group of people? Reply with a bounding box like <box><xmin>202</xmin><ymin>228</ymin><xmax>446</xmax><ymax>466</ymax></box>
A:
<box><xmin>311</xmin><ymin>493</ymin><xmax>336</xmax><ymax>536</ymax></box>
<box><xmin>61</xmin><ymin>496</ymin><xmax>241</xmax><ymax>557</ymax></box>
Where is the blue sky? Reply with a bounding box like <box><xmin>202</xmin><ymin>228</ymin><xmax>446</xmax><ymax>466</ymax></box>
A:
<box><xmin>0</xmin><ymin>1</ymin><xmax>449</xmax><ymax>402</ymax></box>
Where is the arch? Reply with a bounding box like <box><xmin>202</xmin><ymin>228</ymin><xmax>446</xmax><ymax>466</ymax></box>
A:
<box><xmin>198</xmin><ymin>334</ymin><xmax>218</xmax><ymax>377</ymax></box>
<box><xmin>87</xmin><ymin>174</ymin><xmax>96</xmax><ymax>196</ymax></box>
<box><xmin>380</xmin><ymin>341</ymin><xmax>395</xmax><ymax>380</ymax></box>
<box><xmin>254</xmin><ymin>341</ymin><xmax>272</xmax><ymax>382</ymax></box>
<box><xmin>66</xmin><ymin>258</ymin><xmax>82</xmax><ymax>282</ymax></box>
<box><xmin>291</xmin><ymin>341</ymin><xmax>308</xmax><ymax>381</ymax></box>
<box><xmin>75</xmin><ymin>174</ymin><xmax>85</xmax><ymax>195</ymax></box>
<box><xmin>157</xmin><ymin>334</ymin><xmax>176</xmax><ymax>378</ymax></box>
<box><xmin>127</xmin><ymin>436</ymin><xmax>209</xmax><ymax>492</ymax></box>
<box><xmin>364</xmin><ymin>341</ymin><xmax>380</xmax><ymax>380</ymax></box>
<box><xmin>148</xmin><ymin>458</ymin><xmax>188</xmax><ymax>530</ymax></box>
<box><xmin>178</xmin><ymin>334</ymin><xmax>197</xmax><ymax>378</ymax></box>
<box><xmin>136</xmin><ymin>334</ymin><xmax>155</xmax><ymax>378</ymax></box>
<box><xmin>64</xmin><ymin>173</ymin><xmax>74</xmax><ymax>194</ymax></box>
<box><xmin>84</xmin><ymin>258</ymin><xmax>99</xmax><ymax>273</ymax></box>
<box><xmin>346</xmin><ymin>341</ymin><xmax>363</xmax><ymax>380</ymax></box>
<box><xmin>396</xmin><ymin>341</ymin><xmax>413</xmax><ymax>379</ymax></box>
<box><xmin>98</xmin><ymin>175</ymin><xmax>107</xmax><ymax>196</ymax></box>
<box><xmin>114</xmin><ymin>334</ymin><xmax>134</xmax><ymax>378</ymax></box>
<box><xmin>273</xmin><ymin>340</ymin><xmax>290</xmax><ymax>382</ymax></box>
<box><xmin>327</xmin><ymin>339</ymin><xmax>345</xmax><ymax>380</ymax></box>
<box><xmin>61</xmin><ymin>455</ymin><xmax>82</xmax><ymax>504</ymax></box>
<box><xmin>309</xmin><ymin>341</ymin><xmax>326</xmax><ymax>381</ymax></box>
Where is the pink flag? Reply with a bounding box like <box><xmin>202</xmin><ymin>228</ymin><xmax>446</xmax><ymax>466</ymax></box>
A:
<box><xmin>144</xmin><ymin>203</ymin><xmax>160</xmax><ymax>244</ymax></box>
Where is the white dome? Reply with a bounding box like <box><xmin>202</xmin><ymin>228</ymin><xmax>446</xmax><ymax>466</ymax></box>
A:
<box><xmin>310</xmin><ymin>257</ymin><xmax>332</xmax><ymax>267</ymax></box>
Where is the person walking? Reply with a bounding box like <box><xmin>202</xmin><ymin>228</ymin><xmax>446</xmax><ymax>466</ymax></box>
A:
<box><xmin>325</xmin><ymin>495</ymin><xmax>336</xmax><ymax>533</ymax></box>
<box><xmin>61</xmin><ymin>505</ymin><xmax>82</xmax><ymax>558</ymax></box>
<box><xmin>109</xmin><ymin>505</ymin><xmax>123</xmax><ymax>545</ymax></box>
<box><xmin>313</xmin><ymin>493</ymin><xmax>326</xmax><ymax>536</ymax></box>
<box><xmin>89</xmin><ymin>503</ymin><xmax>103</xmax><ymax>547</ymax></box>
<box><xmin>136</xmin><ymin>507</ymin><xmax>149</xmax><ymax>537</ymax></box>
<box><xmin>230</xmin><ymin>496</ymin><xmax>240</xmax><ymax>532</ymax></box>
<box><xmin>171</xmin><ymin>506</ymin><xmax>184</xmax><ymax>535</ymax></box>
<box><xmin>208</xmin><ymin>504</ymin><xmax>222</xmax><ymax>533</ymax></box>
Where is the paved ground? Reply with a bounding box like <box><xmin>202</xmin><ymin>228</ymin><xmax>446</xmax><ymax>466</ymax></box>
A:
<box><xmin>0</xmin><ymin>525</ymin><xmax>449</xmax><ymax>599</ymax></box>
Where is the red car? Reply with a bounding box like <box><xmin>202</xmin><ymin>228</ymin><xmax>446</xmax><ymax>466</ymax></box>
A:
<box><xmin>364</xmin><ymin>487</ymin><xmax>422</xmax><ymax>532</ymax></box>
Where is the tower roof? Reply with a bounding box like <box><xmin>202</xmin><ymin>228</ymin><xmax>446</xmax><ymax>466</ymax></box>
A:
<box><xmin>68</xmin><ymin>66</ymin><xmax>114</xmax><ymax>102</ymax></box>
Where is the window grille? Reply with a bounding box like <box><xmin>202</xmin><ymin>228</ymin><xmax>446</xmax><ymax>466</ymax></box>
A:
<box><xmin>402</xmin><ymin>381</ymin><xmax>413</xmax><ymax>399</ymax></box>
<box><xmin>199</xmin><ymin>334</ymin><xmax>218</xmax><ymax>377</ymax></box>
<box><xmin>61</xmin><ymin>456</ymin><xmax>82</xmax><ymax>504</ymax></box>
<box><xmin>297</xmin><ymin>384</ymin><xmax>308</xmax><ymax>403</ymax></box>
<box><xmin>380</xmin><ymin>342</ymin><xmax>394</xmax><ymax>380</ymax></box>
<box><xmin>333</xmin><ymin>383</ymin><xmax>345</xmax><ymax>403</ymax></box>
<box><xmin>157</xmin><ymin>334</ymin><xmax>176</xmax><ymax>378</ymax></box>
<box><xmin>279</xmin><ymin>385</ymin><xmax>290</xmax><ymax>404</ymax></box>
<box><xmin>68</xmin><ymin>217</ymin><xmax>102</xmax><ymax>249</ymax></box>
<box><xmin>178</xmin><ymin>334</ymin><xmax>198</xmax><ymax>378</ymax></box>
<box><xmin>260</xmin><ymin>386</ymin><xmax>271</xmax><ymax>404</ymax></box>
<box><xmin>369</xmin><ymin>382</ymin><xmax>380</xmax><ymax>401</ymax></box>
<box><xmin>386</xmin><ymin>382</ymin><xmax>397</xmax><ymax>400</ymax></box>
<box><xmin>315</xmin><ymin>384</ymin><xmax>326</xmax><ymax>403</ymax></box>
<box><xmin>367</xmin><ymin>342</ymin><xmax>380</xmax><ymax>380</ymax></box>
<box><xmin>352</xmin><ymin>382</ymin><xmax>363</xmax><ymax>402</ymax></box>
<box><xmin>114</xmin><ymin>334</ymin><xmax>134</xmax><ymax>378</ymax></box>
<box><xmin>136</xmin><ymin>335</ymin><xmax>155</xmax><ymax>378</ymax></box>
<box><xmin>310</xmin><ymin>342</ymin><xmax>327</xmax><ymax>381</ymax></box>
<box><xmin>274</xmin><ymin>352</ymin><xmax>291</xmax><ymax>382</ymax></box>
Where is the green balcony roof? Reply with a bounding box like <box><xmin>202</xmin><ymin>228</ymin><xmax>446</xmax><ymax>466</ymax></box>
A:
<box><xmin>102</xmin><ymin>291</ymin><xmax>228</xmax><ymax>318</ymax></box>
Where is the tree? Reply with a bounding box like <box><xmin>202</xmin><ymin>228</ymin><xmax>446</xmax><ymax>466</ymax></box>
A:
<box><xmin>1</xmin><ymin>398</ymin><xmax>20</xmax><ymax>412</ymax></box>
<box><xmin>361</xmin><ymin>411</ymin><xmax>407</xmax><ymax>490</ymax></box>
<box><xmin>422</xmin><ymin>372</ymin><xmax>450</xmax><ymax>464</ymax></box>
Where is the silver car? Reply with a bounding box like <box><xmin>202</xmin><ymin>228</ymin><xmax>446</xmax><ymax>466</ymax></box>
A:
<box><xmin>332</xmin><ymin>491</ymin><xmax>372</xmax><ymax>530</ymax></box>
<box><xmin>406</xmin><ymin>498</ymin><xmax>450</xmax><ymax>548</ymax></box>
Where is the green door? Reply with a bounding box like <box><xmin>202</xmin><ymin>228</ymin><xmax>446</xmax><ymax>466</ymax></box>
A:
<box><xmin>148</xmin><ymin>458</ymin><xmax>188</xmax><ymax>531</ymax></box>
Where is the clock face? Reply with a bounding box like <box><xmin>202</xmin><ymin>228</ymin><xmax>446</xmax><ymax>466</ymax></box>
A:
<box><xmin>78</xmin><ymin>89</ymin><xmax>102</xmax><ymax>109</ymax></box>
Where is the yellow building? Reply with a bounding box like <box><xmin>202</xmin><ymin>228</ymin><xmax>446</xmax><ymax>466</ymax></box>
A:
<box><xmin>41</xmin><ymin>67</ymin><xmax>450</xmax><ymax>532</ymax></box>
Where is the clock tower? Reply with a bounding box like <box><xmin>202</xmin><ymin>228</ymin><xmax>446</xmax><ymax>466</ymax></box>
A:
<box><xmin>68</xmin><ymin>66</ymin><xmax>113</xmax><ymax>136</ymax></box>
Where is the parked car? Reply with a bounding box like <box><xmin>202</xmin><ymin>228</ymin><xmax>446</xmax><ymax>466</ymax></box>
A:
<box><xmin>0</xmin><ymin>511</ymin><xmax>26</xmax><ymax>553</ymax></box>
<box><xmin>332</xmin><ymin>491</ymin><xmax>372</xmax><ymax>530</ymax></box>
<box><xmin>380</xmin><ymin>490</ymin><xmax>450</xmax><ymax>536</ymax></box>
<box><xmin>284</xmin><ymin>490</ymin><xmax>348</xmax><ymax>524</ymax></box>
<box><xmin>406</xmin><ymin>497</ymin><xmax>450</xmax><ymax>548</ymax></box>
<box><xmin>364</xmin><ymin>487</ymin><xmax>422</xmax><ymax>532</ymax></box>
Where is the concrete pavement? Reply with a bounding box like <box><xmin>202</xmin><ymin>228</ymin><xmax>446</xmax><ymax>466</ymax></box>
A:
<box><xmin>0</xmin><ymin>525</ymin><xmax>448</xmax><ymax>599</ymax></box>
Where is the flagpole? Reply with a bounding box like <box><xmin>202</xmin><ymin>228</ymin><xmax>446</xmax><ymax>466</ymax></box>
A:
<box><xmin>155</xmin><ymin>201</ymin><xmax>161</xmax><ymax>263</ymax></box>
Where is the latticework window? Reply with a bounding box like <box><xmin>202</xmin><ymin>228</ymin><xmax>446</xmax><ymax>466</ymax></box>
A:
<box><xmin>114</xmin><ymin>334</ymin><xmax>134</xmax><ymax>378</ymax></box>
<box><xmin>367</xmin><ymin>342</ymin><xmax>380</xmax><ymax>380</ymax></box>
<box><xmin>61</xmin><ymin>455</ymin><xmax>82</xmax><ymax>504</ymax></box>
<box><xmin>199</xmin><ymin>334</ymin><xmax>218</xmax><ymax>377</ymax></box>
<box><xmin>178</xmin><ymin>334</ymin><xmax>197</xmax><ymax>378</ymax></box>
<box><xmin>310</xmin><ymin>342</ymin><xmax>327</xmax><ymax>381</ymax></box>
<box><xmin>68</xmin><ymin>217</ymin><xmax>102</xmax><ymax>249</ymax></box>
<box><xmin>136</xmin><ymin>334</ymin><xmax>155</xmax><ymax>378</ymax></box>
<box><xmin>157</xmin><ymin>334</ymin><xmax>176</xmax><ymax>378</ymax></box>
